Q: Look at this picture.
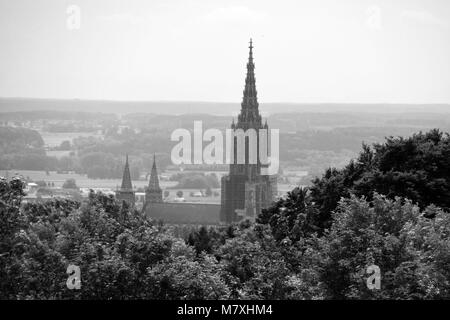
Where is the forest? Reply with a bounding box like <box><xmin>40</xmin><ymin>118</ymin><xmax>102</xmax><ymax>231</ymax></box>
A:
<box><xmin>1</xmin><ymin>129</ymin><xmax>450</xmax><ymax>299</ymax></box>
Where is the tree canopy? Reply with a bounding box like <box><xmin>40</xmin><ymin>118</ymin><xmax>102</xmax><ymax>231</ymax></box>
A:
<box><xmin>2</xmin><ymin>129</ymin><xmax>450</xmax><ymax>299</ymax></box>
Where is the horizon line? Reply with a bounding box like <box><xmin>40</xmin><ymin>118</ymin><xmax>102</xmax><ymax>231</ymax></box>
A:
<box><xmin>1</xmin><ymin>96</ymin><xmax>450</xmax><ymax>106</ymax></box>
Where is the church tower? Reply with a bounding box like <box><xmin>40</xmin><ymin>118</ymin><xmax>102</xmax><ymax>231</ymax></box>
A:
<box><xmin>145</xmin><ymin>154</ymin><xmax>163</xmax><ymax>205</ymax></box>
<box><xmin>220</xmin><ymin>39</ymin><xmax>277</xmax><ymax>224</ymax></box>
<box><xmin>116</xmin><ymin>154</ymin><xmax>135</xmax><ymax>206</ymax></box>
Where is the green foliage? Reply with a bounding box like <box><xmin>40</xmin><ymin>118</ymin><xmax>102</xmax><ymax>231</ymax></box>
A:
<box><xmin>3</xmin><ymin>129</ymin><xmax>450</xmax><ymax>300</ymax></box>
<box><xmin>311</xmin><ymin>129</ymin><xmax>450</xmax><ymax>230</ymax></box>
<box><xmin>146</xmin><ymin>253</ymin><xmax>229</xmax><ymax>299</ymax></box>
<box><xmin>187</xmin><ymin>226</ymin><xmax>214</xmax><ymax>255</ymax></box>
<box><xmin>315</xmin><ymin>194</ymin><xmax>450</xmax><ymax>299</ymax></box>
<box><xmin>258</xmin><ymin>187</ymin><xmax>321</xmax><ymax>241</ymax></box>
<box><xmin>62</xmin><ymin>178</ymin><xmax>78</xmax><ymax>189</ymax></box>
<box><xmin>0</xmin><ymin>127</ymin><xmax>44</xmax><ymax>154</ymax></box>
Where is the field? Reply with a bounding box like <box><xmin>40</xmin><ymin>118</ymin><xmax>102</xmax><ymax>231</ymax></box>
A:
<box><xmin>46</xmin><ymin>150</ymin><xmax>73</xmax><ymax>159</ymax></box>
<box><xmin>4</xmin><ymin>169</ymin><xmax>172</xmax><ymax>189</ymax></box>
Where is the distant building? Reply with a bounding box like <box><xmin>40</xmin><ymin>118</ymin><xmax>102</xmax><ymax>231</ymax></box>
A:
<box><xmin>143</xmin><ymin>40</ymin><xmax>276</xmax><ymax>225</ymax></box>
<box><xmin>220</xmin><ymin>39</ymin><xmax>277</xmax><ymax>224</ymax></box>
<box><xmin>115</xmin><ymin>155</ymin><xmax>135</xmax><ymax>206</ymax></box>
<box><xmin>145</xmin><ymin>202</ymin><xmax>220</xmax><ymax>225</ymax></box>
<box><xmin>144</xmin><ymin>155</ymin><xmax>221</xmax><ymax>225</ymax></box>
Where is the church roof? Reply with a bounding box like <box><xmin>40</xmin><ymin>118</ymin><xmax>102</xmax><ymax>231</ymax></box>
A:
<box><xmin>145</xmin><ymin>202</ymin><xmax>221</xmax><ymax>225</ymax></box>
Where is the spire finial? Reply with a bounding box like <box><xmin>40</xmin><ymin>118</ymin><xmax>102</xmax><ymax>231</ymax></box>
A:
<box><xmin>237</xmin><ymin>38</ymin><xmax>260</xmax><ymax>126</ymax></box>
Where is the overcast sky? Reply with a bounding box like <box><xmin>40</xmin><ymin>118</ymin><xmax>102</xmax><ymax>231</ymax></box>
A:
<box><xmin>0</xmin><ymin>0</ymin><xmax>449</xmax><ymax>103</ymax></box>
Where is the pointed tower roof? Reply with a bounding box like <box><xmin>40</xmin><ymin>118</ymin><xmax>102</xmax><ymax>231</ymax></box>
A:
<box><xmin>120</xmin><ymin>154</ymin><xmax>133</xmax><ymax>191</ymax></box>
<box><xmin>243</xmin><ymin>38</ymin><xmax>257</xmax><ymax>105</ymax></box>
<box><xmin>238</xmin><ymin>38</ymin><xmax>262</xmax><ymax>128</ymax></box>
<box><xmin>148</xmin><ymin>154</ymin><xmax>161</xmax><ymax>191</ymax></box>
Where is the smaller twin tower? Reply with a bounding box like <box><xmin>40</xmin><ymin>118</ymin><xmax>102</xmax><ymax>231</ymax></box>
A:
<box><xmin>116</xmin><ymin>154</ymin><xmax>163</xmax><ymax>208</ymax></box>
<box><xmin>115</xmin><ymin>154</ymin><xmax>135</xmax><ymax>206</ymax></box>
<box><xmin>116</xmin><ymin>39</ymin><xmax>277</xmax><ymax>224</ymax></box>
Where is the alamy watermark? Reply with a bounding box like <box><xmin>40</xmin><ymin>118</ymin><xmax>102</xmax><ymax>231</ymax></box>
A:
<box><xmin>366</xmin><ymin>264</ymin><xmax>381</xmax><ymax>290</ymax></box>
<box><xmin>170</xmin><ymin>121</ymin><xmax>279</xmax><ymax>175</ymax></box>
<box><xmin>66</xmin><ymin>5</ymin><xmax>81</xmax><ymax>30</ymax></box>
<box><xmin>66</xmin><ymin>264</ymin><xmax>81</xmax><ymax>290</ymax></box>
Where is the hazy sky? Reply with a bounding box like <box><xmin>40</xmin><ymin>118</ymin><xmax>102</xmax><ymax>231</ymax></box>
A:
<box><xmin>0</xmin><ymin>0</ymin><xmax>449</xmax><ymax>103</ymax></box>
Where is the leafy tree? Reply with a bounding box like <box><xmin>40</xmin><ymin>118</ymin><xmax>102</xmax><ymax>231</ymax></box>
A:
<box><xmin>58</xmin><ymin>140</ymin><xmax>71</xmax><ymax>151</ymax></box>
<box><xmin>3</xmin><ymin>126</ymin><xmax>450</xmax><ymax>301</ymax></box>
<box><xmin>317</xmin><ymin>194</ymin><xmax>450</xmax><ymax>299</ymax></box>
<box><xmin>310</xmin><ymin>129</ymin><xmax>450</xmax><ymax>230</ymax></box>
<box><xmin>187</xmin><ymin>226</ymin><xmax>213</xmax><ymax>255</ymax></box>
<box><xmin>146</xmin><ymin>253</ymin><xmax>229</xmax><ymax>299</ymax></box>
<box><xmin>218</xmin><ymin>225</ymin><xmax>291</xmax><ymax>299</ymax></box>
<box><xmin>62</xmin><ymin>178</ymin><xmax>78</xmax><ymax>189</ymax></box>
<box><xmin>258</xmin><ymin>187</ymin><xmax>321</xmax><ymax>241</ymax></box>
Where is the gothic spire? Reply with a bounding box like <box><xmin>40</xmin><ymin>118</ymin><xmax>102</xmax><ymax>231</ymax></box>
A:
<box><xmin>243</xmin><ymin>38</ymin><xmax>257</xmax><ymax>105</ymax></box>
<box><xmin>148</xmin><ymin>154</ymin><xmax>161</xmax><ymax>191</ymax></box>
<box><xmin>120</xmin><ymin>154</ymin><xmax>133</xmax><ymax>191</ymax></box>
<box><xmin>238</xmin><ymin>38</ymin><xmax>261</xmax><ymax>128</ymax></box>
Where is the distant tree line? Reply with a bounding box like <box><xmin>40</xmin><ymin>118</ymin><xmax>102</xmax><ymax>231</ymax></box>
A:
<box><xmin>0</xmin><ymin>127</ymin><xmax>170</xmax><ymax>180</ymax></box>
<box><xmin>170</xmin><ymin>172</ymin><xmax>220</xmax><ymax>189</ymax></box>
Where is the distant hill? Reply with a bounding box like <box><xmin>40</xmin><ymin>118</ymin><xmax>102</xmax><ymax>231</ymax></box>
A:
<box><xmin>1</xmin><ymin>97</ymin><xmax>450</xmax><ymax>115</ymax></box>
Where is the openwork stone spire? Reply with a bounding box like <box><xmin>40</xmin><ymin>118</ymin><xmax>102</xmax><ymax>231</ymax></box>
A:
<box><xmin>120</xmin><ymin>154</ymin><xmax>133</xmax><ymax>191</ymax></box>
<box><xmin>238</xmin><ymin>38</ymin><xmax>262</xmax><ymax>128</ymax></box>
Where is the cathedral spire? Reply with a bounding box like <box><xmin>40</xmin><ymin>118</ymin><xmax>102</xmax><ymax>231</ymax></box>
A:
<box><xmin>238</xmin><ymin>38</ymin><xmax>261</xmax><ymax>128</ymax></box>
<box><xmin>148</xmin><ymin>154</ymin><xmax>161</xmax><ymax>191</ymax></box>
<box><xmin>120</xmin><ymin>154</ymin><xmax>133</xmax><ymax>191</ymax></box>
